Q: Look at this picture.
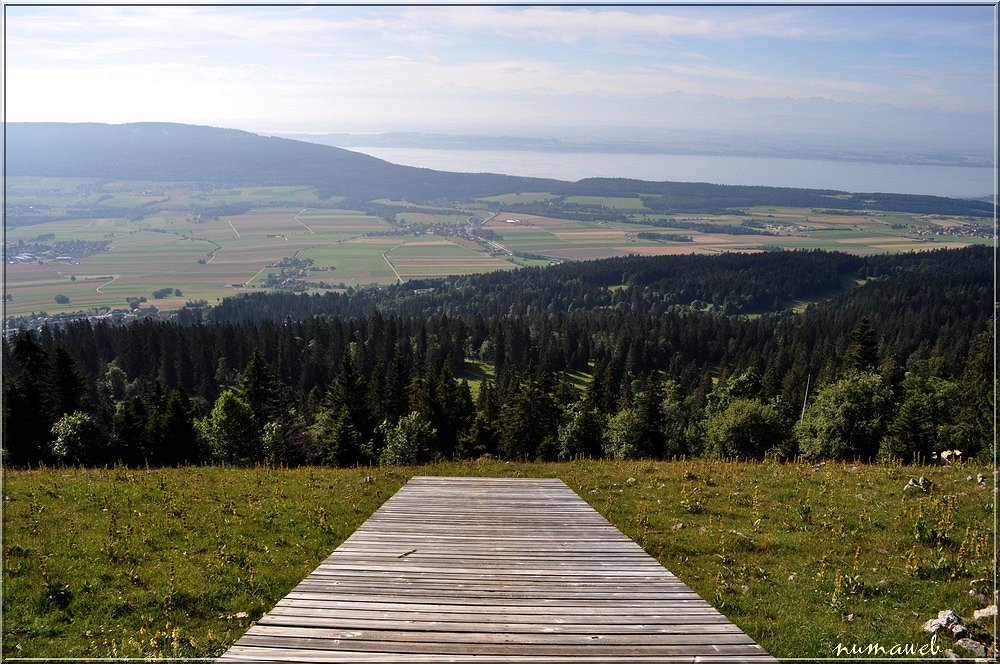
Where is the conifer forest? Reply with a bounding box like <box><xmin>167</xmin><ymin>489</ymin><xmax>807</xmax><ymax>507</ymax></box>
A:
<box><xmin>3</xmin><ymin>246</ymin><xmax>992</xmax><ymax>469</ymax></box>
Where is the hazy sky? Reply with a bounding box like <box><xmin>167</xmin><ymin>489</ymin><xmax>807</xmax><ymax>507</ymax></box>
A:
<box><xmin>5</xmin><ymin>4</ymin><xmax>996</xmax><ymax>157</ymax></box>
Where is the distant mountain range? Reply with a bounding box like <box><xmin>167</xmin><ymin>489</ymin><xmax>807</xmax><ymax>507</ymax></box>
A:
<box><xmin>5</xmin><ymin>122</ymin><xmax>994</xmax><ymax>217</ymax></box>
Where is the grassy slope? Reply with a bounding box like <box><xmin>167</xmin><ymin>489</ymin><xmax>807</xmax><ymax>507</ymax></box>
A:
<box><xmin>2</xmin><ymin>460</ymin><xmax>994</xmax><ymax>659</ymax></box>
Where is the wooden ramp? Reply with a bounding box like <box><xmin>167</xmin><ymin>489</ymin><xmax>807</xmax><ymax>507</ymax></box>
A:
<box><xmin>219</xmin><ymin>476</ymin><xmax>776</xmax><ymax>662</ymax></box>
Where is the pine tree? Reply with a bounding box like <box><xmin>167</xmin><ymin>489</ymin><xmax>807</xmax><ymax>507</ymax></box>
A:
<box><xmin>112</xmin><ymin>394</ymin><xmax>150</xmax><ymax>466</ymax></box>
<box><xmin>844</xmin><ymin>317</ymin><xmax>879</xmax><ymax>373</ymax></box>
<box><xmin>954</xmin><ymin>321</ymin><xmax>994</xmax><ymax>459</ymax></box>
<box><xmin>633</xmin><ymin>375</ymin><xmax>665</xmax><ymax>458</ymax></box>
<box><xmin>2</xmin><ymin>333</ymin><xmax>53</xmax><ymax>466</ymax></box>
<box><xmin>499</xmin><ymin>375</ymin><xmax>559</xmax><ymax>460</ymax></box>
<box><xmin>384</xmin><ymin>353</ymin><xmax>411</xmax><ymax>423</ymax></box>
<box><xmin>316</xmin><ymin>405</ymin><xmax>362</xmax><ymax>466</ymax></box>
<box><xmin>458</xmin><ymin>380</ymin><xmax>499</xmax><ymax>458</ymax></box>
<box><xmin>240</xmin><ymin>348</ymin><xmax>282</xmax><ymax>427</ymax></box>
<box><xmin>161</xmin><ymin>389</ymin><xmax>199</xmax><ymax>465</ymax></box>
<box><xmin>47</xmin><ymin>345</ymin><xmax>91</xmax><ymax>420</ymax></box>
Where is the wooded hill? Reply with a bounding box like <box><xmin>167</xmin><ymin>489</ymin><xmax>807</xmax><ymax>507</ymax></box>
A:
<box><xmin>6</xmin><ymin>123</ymin><xmax>993</xmax><ymax>216</ymax></box>
<box><xmin>2</xmin><ymin>246</ymin><xmax>992</xmax><ymax>469</ymax></box>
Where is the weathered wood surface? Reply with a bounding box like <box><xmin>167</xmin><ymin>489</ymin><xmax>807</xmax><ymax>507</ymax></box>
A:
<box><xmin>219</xmin><ymin>476</ymin><xmax>776</xmax><ymax>662</ymax></box>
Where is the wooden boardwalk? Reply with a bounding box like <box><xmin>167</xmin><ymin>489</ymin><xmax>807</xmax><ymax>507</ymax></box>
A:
<box><xmin>219</xmin><ymin>477</ymin><xmax>776</xmax><ymax>662</ymax></box>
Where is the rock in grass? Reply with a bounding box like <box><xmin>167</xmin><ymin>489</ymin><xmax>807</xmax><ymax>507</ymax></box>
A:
<box><xmin>923</xmin><ymin>618</ymin><xmax>946</xmax><ymax>633</ymax></box>
<box><xmin>937</xmin><ymin>609</ymin><xmax>962</xmax><ymax>626</ymax></box>
<box><xmin>955</xmin><ymin>638</ymin><xmax>986</xmax><ymax>658</ymax></box>
<box><xmin>925</xmin><ymin>610</ymin><xmax>963</xmax><ymax>633</ymax></box>
<box><xmin>950</xmin><ymin>624</ymin><xmax>968</xmax><ymax>638</ymax></box>
<box><xmin>626</xmin><ymin>477</ymin><xmax>636</xmax><ymax>486</ymax></box>
<box><xmin>973</xmin><ymin>604</ymin><xmax>997</xmax><ymax>621</ymax></box>
<box><xmin>943</xmin><ymin>649</ymin><xmax>960</xmax><ymax>661</ymax></box>
<box><xmin>670</xmin><ymin>522</ymin><xmax>684</xmax><ymax>530</ymax></box>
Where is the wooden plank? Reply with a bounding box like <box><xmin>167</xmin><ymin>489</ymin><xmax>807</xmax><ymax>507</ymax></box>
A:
<box><xmin>223</xmin><ymin>645</ymin><xmax>776</xmax><ymax>662</ymax></box>
<box><xmin>219</xmin><ymin>477</ymin><xmax>775</xmax><ymax>662</ymax></box>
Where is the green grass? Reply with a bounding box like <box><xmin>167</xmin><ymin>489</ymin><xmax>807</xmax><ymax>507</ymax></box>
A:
<box><xmin>3</xmin><ymin>460</ymin><xmax>993</xmax><ymax>659</ymax></box>
<box><xmin>477</xmin><ymin>192</ymin><xmax>558</xmax><ymax>204</ymax></box>
<box><xmin>563</xmin><ymin>195</ymin><xmax>650</xmax><ymax>211</ymax></box>
<box><xmin>457</xmin><ymin>359</ymin><xmax>495</xmax><ymax>398</ymax></box>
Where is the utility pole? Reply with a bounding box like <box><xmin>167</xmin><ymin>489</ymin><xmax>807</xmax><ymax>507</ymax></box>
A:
<box><xmin>800</xmin><ymin>373</ymin><xmax>811</xmax><ymax>420</ymax></box>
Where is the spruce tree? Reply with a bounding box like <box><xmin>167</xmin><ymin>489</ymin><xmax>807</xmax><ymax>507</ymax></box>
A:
<box><xmin>954</xmin><ymin>321</ymin><xmax>994</xmax><ymax>459</ymax></box>
<box><xmin>47</xmin><ymin>345</ymin><xmax>91</xmax><ymax>420</ymax></box>
<box><xmin>161</xmin><ymin>389</ymin><xmax>198</xmax><ymax>465</ymax></box>
<box><xmin>844</xmin><ymin>317</ymin><xmax>879</xmax><ymax>373</ymax></box>
<box><xmin>2</xmin><ymin>334</ymin><xmax>53</xmax><ymax>466</ymax></box>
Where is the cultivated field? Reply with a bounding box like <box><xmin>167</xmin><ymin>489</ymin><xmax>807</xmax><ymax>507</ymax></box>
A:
<box><xmin>4</xmin><ymin>179</ymin><xmax>517</xmax><ymax>316</ymax></box>
<box><xmin>4</xmin><ymin>178</ymin><xmax>991</xmax><ymax>318</ymax></box>
<box><xmin>3</xmin><ymin>460</ymin><xmax>993</xmax><ymax>659</ymax></box>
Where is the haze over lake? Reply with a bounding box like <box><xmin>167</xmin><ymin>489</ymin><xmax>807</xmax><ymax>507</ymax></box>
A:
<box><xmin>346</xmin><ymin>147</ymin><xmax>993</xmax><ymax>199</ymax></box>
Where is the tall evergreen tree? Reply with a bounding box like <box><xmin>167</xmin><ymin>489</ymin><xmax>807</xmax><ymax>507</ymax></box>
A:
<box><xmin>112</xmin><ymin>394</ymin><xmax>150</xmax><ymax>466</ymax></box>
<box><xmin>161</xmin><ymin>389</ymin><xmax>199</xmax><ymax>465</ymax></box>
<box><xmin>633</xmin><ymin>375</ymin><xmax>665</xmax><ymax>457</ymax></box>
<box><xmin>499</xmin><ymin>375</ymin><xmax>559</xmax><ymax>460</ymax></box>
<box><xmin>954</xmin><ymin>321</ymin><xmax>994</xmax><ymax>459</ymax></box>
<box><xmin>47</xmin><ymin>345</ymin><xmax>91</xmax><ymax>420</ymax></box>
<box><xmin>844</xmin><ymin>317</ymin><xmax>879</xmax><ymax>373</ymax></box>
<box><xmin>2</xmin><ymin>333</ymin><xmax>53</xmax><ymax>466</ymax></box>
<box><xmin>240</xmin><ymin>348</ymin><xmax>283</xmax><ymax>427</ymax></box>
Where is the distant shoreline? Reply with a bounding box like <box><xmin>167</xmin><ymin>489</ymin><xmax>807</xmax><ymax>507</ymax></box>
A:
<box><xmin>277</xmin><ymin>133</ymin><xmax>993</xmax><ymax>171</ymax></box>
<box><xmin>335</xmin><ymin>145</ymin><xmax>994</xmax><ymax>200</ymax></box>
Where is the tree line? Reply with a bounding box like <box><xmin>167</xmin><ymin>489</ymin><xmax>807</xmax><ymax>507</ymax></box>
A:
<box><xmin>2</xmin><ymin>247</ymin><xmax>992</xmax><ymax>468</ymax></box>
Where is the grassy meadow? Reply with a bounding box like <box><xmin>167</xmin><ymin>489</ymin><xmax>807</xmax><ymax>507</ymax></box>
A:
<box><xmin>2</xmin><ymin>459</ymin><xmax>994</xmax><ymax>659</ymax></box>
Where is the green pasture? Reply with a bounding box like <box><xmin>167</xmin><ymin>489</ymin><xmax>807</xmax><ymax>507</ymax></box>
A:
<box><xmin>299</xmin><ymin>240</ymin><xmax>400</xmax><ymax>285</ymax></box>
<box><xmin>563</xmin><ymin>195</ymin><xmax>650</xmax><ymax>210</ymax></box>
<box><xmin>476</xmin><ymin>192</ymin><xmax>558</xmax><ymax>204</ymax></box>
<box><xmin>3</xmin><ymin>461</ymin><xmax>992</xmax><ymax>659</ymax></box>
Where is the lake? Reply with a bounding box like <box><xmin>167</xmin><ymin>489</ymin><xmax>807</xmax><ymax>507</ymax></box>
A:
<box><xmin>348</xmin><ymin>146</ymin><xmax>994</xmax><ymax>199</ymax></box>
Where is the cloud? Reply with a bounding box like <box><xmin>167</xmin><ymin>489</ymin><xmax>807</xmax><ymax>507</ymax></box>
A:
<box><xmin>4</xmin><ymin>4</ymin><xmax>993</xmax><ymax>150</ymax></box>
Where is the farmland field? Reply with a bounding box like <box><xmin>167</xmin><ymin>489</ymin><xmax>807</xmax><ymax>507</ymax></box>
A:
<box><xmin>3</xmin><ymin>460</ymin><xmax>993</xmax><ymax>659</ymax></box>
<box><xmin>4</xmin><ymin>177</ymin><xmax>991</xmax><ymax>319</ymax></box>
